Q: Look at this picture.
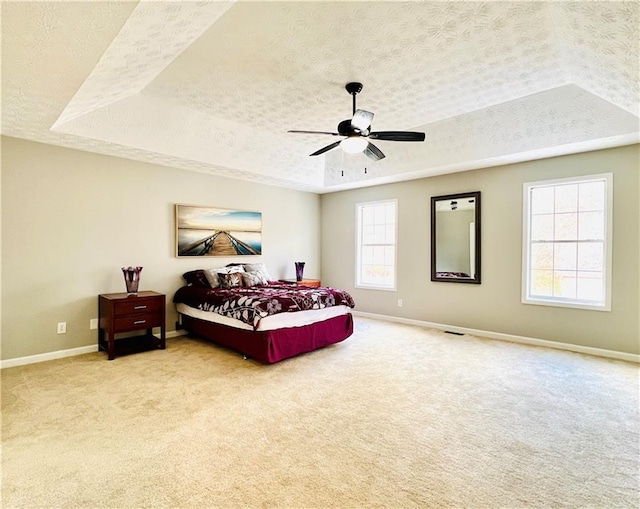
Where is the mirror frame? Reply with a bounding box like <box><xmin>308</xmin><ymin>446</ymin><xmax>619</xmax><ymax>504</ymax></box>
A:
<box><xmin>430</xmin><ymin>191</ymin><xmax>481</xmax><ymax>284</ymax></box>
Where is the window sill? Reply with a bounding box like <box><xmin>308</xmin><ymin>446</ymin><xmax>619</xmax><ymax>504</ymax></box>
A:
<box><xmin>355</xmin><ymin>284</ymin><xmax>396</xmax><ymax>292</ymax></box>
<box><xmin>522</xmin><ymin>297</ymin><xmax>610</xmax><ymax>312</ymax></box>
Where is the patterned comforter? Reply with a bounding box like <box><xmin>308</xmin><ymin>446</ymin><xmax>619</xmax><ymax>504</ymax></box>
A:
<box><xmin>173</xmin><ymin>283</ymin><xmax>355</xmax><ymax>329</ymax></box>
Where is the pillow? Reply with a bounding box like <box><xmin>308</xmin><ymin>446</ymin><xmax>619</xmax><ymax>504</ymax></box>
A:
<box><xmin>242</xmin><ymin>271</ymin><xmax>268</xmax><ymax>287</ymax></box>
<box><xmin>219</xmin><ymin>272</ymin><xmax>244</xmax><ymax>289</ymax></box>
<box><xmin>204</xmin><ymin>266</ymin><xmax>245</xmax><ymax>288</ymax></box>
<box><xmin>242</xmin><ymin>262</ymin><xmax>273</xmax><ymax>282</ymax></box>
<box><xmin>182</xmin><ymin>270</ymin><xmax>210</xmax><ymax>288</ymax></box>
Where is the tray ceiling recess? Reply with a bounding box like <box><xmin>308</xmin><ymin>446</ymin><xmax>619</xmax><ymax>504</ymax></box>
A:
<box><xmin>1</xmin><ymin>1</ymin><xmax>638</xmax><ymax>193</ymax></box>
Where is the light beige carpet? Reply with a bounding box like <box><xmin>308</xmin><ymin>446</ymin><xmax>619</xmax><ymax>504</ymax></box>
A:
<box><xmin>2</xmin><ymin>317</ymin><xmax>638</xmax><ymax>508</ymax></box>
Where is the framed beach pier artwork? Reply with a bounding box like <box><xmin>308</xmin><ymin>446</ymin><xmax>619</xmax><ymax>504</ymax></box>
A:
<box><xmin>175</xmin><ymin>204</ymin><xmax>262</xmax><ymax>257</ymax></box>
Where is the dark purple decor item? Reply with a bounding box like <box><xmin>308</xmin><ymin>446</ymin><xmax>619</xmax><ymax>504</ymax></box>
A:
<box><xmin>122</xmin><ymin>266</ymin><xmax>143</xmax><ymax>294</ymax></box>
<box><xmin>295</xmin><ymin>262</ymin><xmax>305</xmax><ymax>281</ymax></box>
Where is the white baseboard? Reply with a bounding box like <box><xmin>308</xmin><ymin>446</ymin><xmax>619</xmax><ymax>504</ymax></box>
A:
<box><xmin>166</xmin><ymin>330</ymin><xmax>188</xmax><ymax>339</ymax></box>
<box><xmin>352</xmin><ymin>310</ymin><xmax>640</xmax><ymax>364</ymax></box>
<box><xmin>0</xmin><ymin>330</ymin><xmax>188</xmax><ymax>369</ymax></box>
<box><xmin>0</xmin><ymin>345</ymin><xmax>99</xmax><ymax>369</ymax></box>
<box><xmin>3</xmin><ymin>320</ymin><xmax>636</xmax><ymax>367</ymax></box>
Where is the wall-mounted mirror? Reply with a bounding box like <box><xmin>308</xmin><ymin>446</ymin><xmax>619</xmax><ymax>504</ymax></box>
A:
<box><xmin>431</xmin><ymin>191</ymin><xmax>481</xmax><ymax>284</ymax></box>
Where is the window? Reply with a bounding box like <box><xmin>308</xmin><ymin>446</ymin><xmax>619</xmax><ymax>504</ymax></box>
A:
<box><xmin>522</xmin><ymin>173</ymin><xmax>612</xmax><ymax>311</ymax></box>
<box><xmin>356</xmin><ymin>199</ymin><xmax>397</xmax><ymax>290</ymax></box>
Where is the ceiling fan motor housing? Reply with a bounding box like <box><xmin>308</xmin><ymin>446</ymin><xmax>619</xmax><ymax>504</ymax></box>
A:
<box><xmin>337</xmin><ymin>119</ymin><xmax>358</xmax><ymax>136</ymax></box>
<box><xmin>345</xmin><ymin>82</ymin><xmax>363</xmax><ymax>95</ymax></box>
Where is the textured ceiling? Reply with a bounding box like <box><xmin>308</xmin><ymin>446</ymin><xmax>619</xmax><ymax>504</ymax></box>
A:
<box><xmin>2</xmin><ymin>1</ymin><xmax>638</xmax><ymax>193</ymax></box>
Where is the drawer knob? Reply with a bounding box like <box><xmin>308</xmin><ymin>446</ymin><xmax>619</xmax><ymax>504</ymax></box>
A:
<box><xmin>134</xmin><ymin>305</ymin><xmax>147</xmax><ymax>310</ymax></box>
<box><xmin>134</xmin><ymin>320</ymin><xmax>146</xmax><ymax>325</ymax></box>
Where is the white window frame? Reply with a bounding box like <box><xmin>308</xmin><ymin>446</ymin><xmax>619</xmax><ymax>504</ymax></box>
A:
<box><xmin>355</xmin><ymin>199</ymin><xmax>397</xmax><ymax>291</ymax></box>
<box><xmin>522</xmin><ymin>173</ymin><xmax>613</xmax><ymax>311</ymax></box>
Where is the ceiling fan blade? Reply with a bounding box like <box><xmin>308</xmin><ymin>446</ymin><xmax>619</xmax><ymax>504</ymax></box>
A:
<box><xmin>351</xmin><ymin>109</ymin><xmax>374</xmax><ymax>131</ymax></box>
<box><xmin>310</xmin><ymin>140</ymin><xmax>342</xmax><ymax>156</ymax></box>
<box><xmin>364</xmin><ymin>142</ymin><xmax>385</xmax><ymax>161</ymax></box>
<box><xmin>288</xmin><ymin>130</ymin><xmax>340</xmax><ymax>136</ymax></box>
<box><xmin>369</xmin><ymin>131</ymin><xmax>426</xmax><ymax>142</ymax></box>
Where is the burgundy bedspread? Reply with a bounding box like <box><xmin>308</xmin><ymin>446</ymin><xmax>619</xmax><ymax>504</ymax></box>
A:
<box><xmin>173</xmin><ymin>283</ymin><xmax>355</xmax><ymax>329</ymax></box>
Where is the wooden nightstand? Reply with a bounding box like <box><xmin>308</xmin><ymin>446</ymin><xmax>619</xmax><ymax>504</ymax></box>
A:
<box><xmin>98</xmin><ymin>291</ymin><xmax>166</xmax><ymax>360</ymax></box>
<box><xmin>279</xmin><ymin>278</ymin><xmax>322</xmax><ymax>288</ymax></box>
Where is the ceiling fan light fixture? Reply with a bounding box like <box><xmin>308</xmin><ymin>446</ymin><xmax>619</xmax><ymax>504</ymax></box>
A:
<box><xmin>341</xmin><ymin>136</ymin><xmax>368</xmax><ymax>154</ymax></box>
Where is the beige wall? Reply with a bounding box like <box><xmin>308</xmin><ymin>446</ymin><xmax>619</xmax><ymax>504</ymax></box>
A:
<box><xmin>1</xmin><ymin>136</ymin><xmax>321</xmax><ymax>360</ymax></box>
<box><xmin>2</xmin><ymin>137</ymin><xmax>638</xmax><ymax>360</ymax></box>
<box><xmin>322</xmin><ymin>145</ymin><xmax>640</xmax><ymax>355</ymax></box>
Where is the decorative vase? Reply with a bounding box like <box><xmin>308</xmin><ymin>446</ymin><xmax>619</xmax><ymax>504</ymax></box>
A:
<box><xmin>122</xmin><ymin>266</ymin><xmax>143</xmax><ymax>295</ymax></box>
<box><xmin>295</xmin><ymin>262</ymin><xmax>305</xmax><ymax>282</ymax></box>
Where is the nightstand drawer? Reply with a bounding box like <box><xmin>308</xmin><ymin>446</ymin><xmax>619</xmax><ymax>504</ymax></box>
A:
<box><xmin>114</xmin><ymin>313</ymin><xmax>162</xmax><ymax>332</ymax></box>
<box><xmin>114</xmin><ymin>298</ymin><xmax>163</xmax><ymax>316</ymax></box>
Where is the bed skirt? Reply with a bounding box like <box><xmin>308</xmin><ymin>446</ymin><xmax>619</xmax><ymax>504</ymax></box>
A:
<box><xmin>180</xmin><ymin>312</ymin><xmax>354</xmax><ymax>364</ymax></box>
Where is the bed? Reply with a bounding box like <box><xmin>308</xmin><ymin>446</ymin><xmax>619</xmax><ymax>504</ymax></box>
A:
<box><xmin>173</xmin><ymin>266</ymin><xmax>355</xmax><ymax>364</ymax></box>
<box><xmin>435</xmin><ymin>271</ymin><xmax>471</xmax><ymax>278</ymax></box>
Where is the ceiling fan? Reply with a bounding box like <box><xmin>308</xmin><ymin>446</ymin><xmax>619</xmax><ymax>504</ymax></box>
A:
<box><xmin>288</xmin><ymin>82</ymin><xmax>425</xmax><ymax>161</ymax></box>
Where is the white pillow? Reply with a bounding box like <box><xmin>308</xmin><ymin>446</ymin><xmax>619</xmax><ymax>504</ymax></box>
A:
<box><xmin>204</xmin><ymin>266</ymin><xmax>245</xmax><ymax>288</ymax></box>
<box><xmin>242</xmin><ymin>263</ymin><xmax>273</xmax><ymax>282</ymax></box>
<box><xmin>241</xmin><ymin>271</ymin><xmax>268</xmax><ymax>287</ymax></box>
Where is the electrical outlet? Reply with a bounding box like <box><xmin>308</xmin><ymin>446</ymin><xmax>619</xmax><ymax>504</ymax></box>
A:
<box><xmin>57</xmin><ymin>322</ymin><xmax>67</xmax><ymax>334</ymax></box>
<box><xmin>397</xmin><ymin>299</ymin><xmax>403</xmax><ymax>307</ymax></box>
<box><xmin>89</xmin><ymin>318</ymin><xmax>98</xmax><ymax>330</ymax></box>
